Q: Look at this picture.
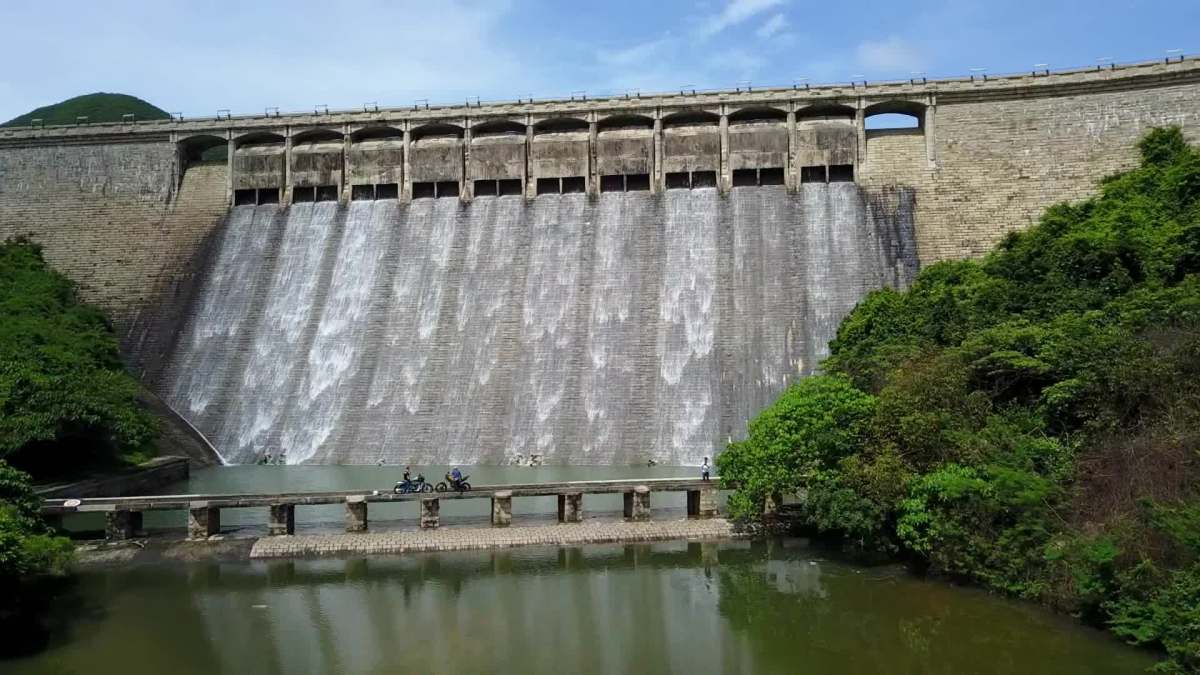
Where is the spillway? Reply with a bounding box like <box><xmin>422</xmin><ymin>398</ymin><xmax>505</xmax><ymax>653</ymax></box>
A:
<box><xmin>161</xmin><ymin>185</ymin><xmax>917</xmax><ymax>465</ymax></box>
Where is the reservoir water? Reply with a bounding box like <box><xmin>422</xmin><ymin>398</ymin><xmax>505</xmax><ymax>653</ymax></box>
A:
<box><xmin>10</xmin><ymin>539</ymin><xmax>1152</xmax><ymax>675</ymax></box>
<box><xmin>31</xmin><ymin>466</ymin><xmax>1157</xmax><ymax>674</ymax></box>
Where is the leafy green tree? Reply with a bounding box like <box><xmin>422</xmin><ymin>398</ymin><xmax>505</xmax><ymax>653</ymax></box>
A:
<box><xmin>723</xmin><ymin>127</ymin><xmax>1200</xmax><ymax>672</ymax></box>
<box><xmin>0</xmin><ymin>239</ymin><xmax>157</xmax><ymax>475</ymax></box>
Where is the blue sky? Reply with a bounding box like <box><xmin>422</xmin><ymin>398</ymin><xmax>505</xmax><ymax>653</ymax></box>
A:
<box><xmin>1</xmin><ymin>0</ymin><xmax>1197</xmax><ymax>122</ymax></box>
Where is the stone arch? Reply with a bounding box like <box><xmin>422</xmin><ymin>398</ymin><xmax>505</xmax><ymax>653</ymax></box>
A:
<box><xmin>597</xmin><ymin>114</ymin><xmax>654</xmax><ymax>131</ymax></box>
<box><xmin>233</xmin><ymin>131</ymin><xmax>285</xmax><ymax>148</ymax></box>
<box><xmin>351</xmin><ymin>125</ymin><xmax>403</xmax><ymax>142</ymax></box>
<box><xmin>795</xmin><ymin>103</ymin><xmax>856</xmax><ymax>121</ymax></box>
<box><xmin>728</xmin><ymin>106</ymin><xmax>786</xmax><ymax>123</ymax></box>
<box><xmin>864</xmin><ymin>100</ymin><xmax>925</xmax><ymax>131</ymax></box>
<box><xmin>292</xmin><ymin>127</ymin><xmax>343</xmax><ymax>143</ymax></box>
<box><xmin>471</xmin><ymin>119</ymin><xmax>526</xmax><ymax>137</ymax></box>
<box><xmin>178</xmin><ymin>134</ymin><xmax>226</xmax><ymax>164</ymax></box>
<box><xmin>662</xmin><ymin>109</ymin><xmax>720</xmax><ymax>128</ymax></box>
<box><xmin>533</xmin><ymin>117</ymin><xmax>589</xmax><ymax>134</ymax></box>
<box><xmin>411</xmin><ymin>122</ymin><xmax>464</xmax><ymax>142</ymax></box>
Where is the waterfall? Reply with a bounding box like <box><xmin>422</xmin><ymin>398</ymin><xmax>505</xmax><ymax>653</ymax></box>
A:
<box><xmin>215</xmin><ymin>202</ymin><xmax>340</xmax><ymax>463</ymax></box>
<box><xmin>652</xmin><ymin>188</ymin><xmax>720</xmax><ymax>464</ymax></box>
<box><xmin>506</xmin><ymin>194</ymin><xmax>587</xmax><ymax>462</ymax></box>
<box><xmin>160</xmin><ymin>183</ymin><xmax>918</xmax><ymax>465</ymax></box>
<box><xmin>283</xmin><ymin>199</ymin><xmax>397</xmax><ymax>464</ymax></box>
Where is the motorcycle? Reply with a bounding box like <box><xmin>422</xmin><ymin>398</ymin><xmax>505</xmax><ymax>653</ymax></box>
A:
<box><xmin>435</xmin><ymin>473</ymin><xmax>471</xmax><ymax>493</ymax></box>
<box><xmin>393</xmin><ymin>474</ymin><xmax>433</xmax><ymax>494</ymax></box>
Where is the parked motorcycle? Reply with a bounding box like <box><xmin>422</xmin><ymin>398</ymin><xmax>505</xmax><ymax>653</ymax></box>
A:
<box><xmin>393</xmin><ymin>474</ymin><xmax>433</xmax><ymax>494</ymax></box>
<box><xmin>435</xmin><ymin>473</ymin><xmax>471</xmax><ymax>493</ymax></box>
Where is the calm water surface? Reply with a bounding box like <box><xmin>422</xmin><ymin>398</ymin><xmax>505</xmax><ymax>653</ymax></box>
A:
<box><xmin>37</xmin><ymin>467</ymin><xmax>1154</xmax><ymax>673</ymax></box>
<box><xmin>10</xmin><ymin>539</ymin><xmax>1152</xmax><ymax>675</ymax></box>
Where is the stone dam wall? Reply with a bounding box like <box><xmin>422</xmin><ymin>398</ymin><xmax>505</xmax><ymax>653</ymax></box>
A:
<box><xmin>0</xmin><ymin>57</ymin><xmax>1198</xmax><ymax>463</ymax></box>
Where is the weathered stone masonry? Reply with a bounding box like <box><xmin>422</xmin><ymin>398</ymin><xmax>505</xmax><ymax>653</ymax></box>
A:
<box><xmin>1</xmin><ymin>57</ymin><xmax>1198</xmax><ymax>371</ymax></box>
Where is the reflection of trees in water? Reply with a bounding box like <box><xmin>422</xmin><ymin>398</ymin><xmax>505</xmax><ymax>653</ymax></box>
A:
<box><xmin>15</xmin><ymin>542</ymin><xmax>1153</xmax><ymax>675</ymax></box>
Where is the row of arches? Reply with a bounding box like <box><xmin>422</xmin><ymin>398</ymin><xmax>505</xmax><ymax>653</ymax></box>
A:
<box><xmin>180</xmin><ymin>100</ymin><xmax>926</xmax><ymax>163</ymax></box>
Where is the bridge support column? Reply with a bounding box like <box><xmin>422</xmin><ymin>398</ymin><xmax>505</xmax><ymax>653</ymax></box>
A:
<box><xmin>345</xmin><ymin>496</ymin><xmax>368</xmax><ymax>533</ymax></box>
<box><xmin>491</xmin><ymin>491</ymin><xmax>513</xmax><ymax>527</ymax></box>
<box><xmin>420</xmin><ymin>497</ymin><xmax>440</xmax><ymax>529</ymax></box>
<box><xmin>105</xmin><ymin>509</ymin><xmax>142</xmax><ymax>540</ymax></box>
<box><xmin>687</xmin><ymin>486</ymin><xmax>718</xmax><ymax>518</ymax></box>
<box><xmin>623</xmin><ymin>486</ymin><xmax>651</xmax><ymax>521</ymax></box>
<box><xmin>188</xmin><ymin>502</ymin><xmax>220</xmax><ymax>540</ymax></box>
<box><xmin>557</xmin><ymin>492</ymin><xmax>583</xmax><ymax>523</ymax></box>
<box><xmin>269</xmin><ymin>503</ymin><xmax>295</xmax><ymax>536</ymax></box>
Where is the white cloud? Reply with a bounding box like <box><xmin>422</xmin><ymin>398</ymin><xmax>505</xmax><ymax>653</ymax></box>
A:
<box><xmin>755</xmin><ymin>14</ymin><xmax>788</xmax><ymax>39</ymax></box>
<box><xmin>854</xmin><ymin>37</ymin><xmax>924</xmax><ymax>74</ymax></box>
<box><xmin>698</xmin><ymin>0</ymin><xmax>786</xmax><ymax>38</ymax></box>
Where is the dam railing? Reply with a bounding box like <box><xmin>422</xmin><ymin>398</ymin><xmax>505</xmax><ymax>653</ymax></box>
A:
<box><xmin>42</xmin><ymin>477</ymin><xmax>721</xmax><ymax>541</ymax></box>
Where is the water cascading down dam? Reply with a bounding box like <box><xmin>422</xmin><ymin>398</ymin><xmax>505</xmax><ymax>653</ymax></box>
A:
<box><xmin>162</xmin><ymin>183</ymin><xmax>916</xmax><ymax>465</ymax></box>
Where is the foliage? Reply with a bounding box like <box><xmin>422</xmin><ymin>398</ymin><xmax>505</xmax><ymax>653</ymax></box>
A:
<box><xmin>720</xmin><ymin>128</ymin><xmax>1200</xmax><ymax>672</ymax></box>
<box><xmin>718</xmin><ymin>376</ymin><xmax>875</xmax><ymax>520</ymax></box>
<box><xmin>0</xmin><ymin>461</ymin><xmax>73</xmax><ymax>656</ymax></box>
<box><xmin>1</xmin><ymin>93</ymin><xmax>169</xmax><ymax>128</ymax></box>
<box><xmin>0</xmin><ymin>239</ymin><xmax>157</xmax><ymax>475</ymax></box>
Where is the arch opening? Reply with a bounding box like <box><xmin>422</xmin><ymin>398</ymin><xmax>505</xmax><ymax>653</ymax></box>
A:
<box><xmin>796</xmin><ymin>103</ymin><xmax>856</xmax><ymax>122</ymax></box>
<box><xmin>864</xmin><ymin>100</ymin><xmax>926</xmax><ymax>131</ymax></box>
<box><xmin>597</xmin><ymin>114</ymin><xmax>654</xmax><ymax>132</ymax></box>
<box><xmin>411</xmin><ymin>122</ymin><xmax>464</xmax><ymax>142</ymax></box>
<box><xmin>662</xmin><ymin>110</ymin><xmax>719</xmax><ymax>128</ymax></box>
<box><xmin>728</xmin><ymin>106</ymin><xmax>786</xmax><ymax>124</ymax></box>
<box><xmin>179</xmin><ymin>134</ymin><xmax>227</xmax><ymax>164</ymax></box>
<box><xmin>533</xmin><ymin>117</ymin><xmax>589</xmax><ymax>134</ymax></box>
<box><xmin>234</xmin><ymin>132</ymin><xmax>285</xmax><ymax>149</ymax></box>
<box><xmin>351</xmin><ymin>126</ymin><xmax>403</xmax><ymax>142</ymax></box>
<box><xmin>472</xmin><ymin>119</ymin><xmax>526</xmax><ymax>137</ymax></box>
<box><xmin>293</xmin><ymin>128</ymin><xmax>343</xmax><ymax>144</ymax></box>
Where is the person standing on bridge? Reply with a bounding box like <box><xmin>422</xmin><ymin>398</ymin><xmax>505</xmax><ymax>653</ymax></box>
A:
<box><xmin>701</xmin><ymin>457</ymin><xmax>711</xmax><ymax>482</ymax></box>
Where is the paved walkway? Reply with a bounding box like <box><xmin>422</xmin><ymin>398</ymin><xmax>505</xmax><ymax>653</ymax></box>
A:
<box><xmin>249</xmin><ymin>518</ymin><xmax>740</xmax><ymax>559</ymax></box>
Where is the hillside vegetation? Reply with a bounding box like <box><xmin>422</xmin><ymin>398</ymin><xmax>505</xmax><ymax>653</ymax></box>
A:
<box><xmin>2</xmin><ymin>93</ymin><xmax>169</xmax><ymax>128</ymax></box>
<box><xmin>0</xmin><ymin>239</ymin><xmax>157</xmax><ymax>477</ymax></box>
<box><xmin>720</xmin><ymin>127</ymin><xmax>1200</xmax><ymax>673</ymax></box>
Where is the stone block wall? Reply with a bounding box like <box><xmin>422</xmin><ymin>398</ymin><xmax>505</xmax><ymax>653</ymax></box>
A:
<box><xmin>0</xmin><ymin>140</ymin><xmax>230</xmax><ymax>373</ymax></box>
<box><xmin>862</xmin><ymin>82</ymin><xmax>1200</xmax><ymax>262</ymax></box>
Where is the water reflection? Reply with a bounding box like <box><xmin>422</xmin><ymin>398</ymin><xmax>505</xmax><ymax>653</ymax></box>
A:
<box><xmin>9</xmin><ymin>540</ymin><xmax>1152</xmax><ymax>675</ymax></box>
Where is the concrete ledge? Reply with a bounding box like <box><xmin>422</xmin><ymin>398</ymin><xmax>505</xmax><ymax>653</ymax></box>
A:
<box><xmin>36</xmin><ymin>456</ymin><xmax>189</xmax><ymax>499</ymax></box>
<box><xmin>249</xmin><ymin>518</ymin><xmax>741</xmax><ymax>559</ymax></box>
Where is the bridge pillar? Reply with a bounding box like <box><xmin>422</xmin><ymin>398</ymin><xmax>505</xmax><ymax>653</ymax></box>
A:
<box><xmin>491</xmin><ymin>491</ymin><xmax>513</xmax><ymax>527</ymax></box>
<box><xmin>188</xmin><ymin>502</ymin><xmax>221</xmax><ymax>540</ymax></box>
<box><xmin>623</xmin><ymin>485</ymin><xmax>651</xmax><ymax>521</ymax></box>
<box><xmin>105</xmin><ymin>509</ymin><xmax>142</xmax><ymax>540</ymax></box>
<box><xmin>269</xmin><ymin>503</ymin><xmax>295</xmax><ymax>536</ymax></box>
<box><xmin>420</xmin><ymin>497</ymin><xmax>440</xmax><ymax>529</ymax></box>
<box><xmin>557</xmin><ymin>492</ymin><xmax>583</xmax><ymax>523</ymax></box>
<box><xmin>687</xmin><ymin>486</ymin><xmax>718</xmax><ymax>518</ymax></box>
<box><xmin>345</xmin><ymin>496</ymin><xmax>368</xmax><ymax>533</ymax></box>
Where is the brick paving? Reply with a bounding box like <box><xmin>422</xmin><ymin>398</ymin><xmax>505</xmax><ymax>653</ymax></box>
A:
<box><xmin>249</xmin><ymin>518</ymin><xmax>741</xmax><ymax>559</ymax></box>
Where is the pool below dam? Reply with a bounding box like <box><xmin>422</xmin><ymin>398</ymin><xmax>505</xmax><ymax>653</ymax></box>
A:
<box><xmin>158</xmin><ymin>184</ymin><xmax>916</xmax><ymax>466</ymax></box>
<box><xmin>10</xmin><ymin>539</ymin><xmax>1152</xmax><ymax>675</ymax></box>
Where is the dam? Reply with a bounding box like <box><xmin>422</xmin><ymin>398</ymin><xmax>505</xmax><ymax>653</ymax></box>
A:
<box><xmin>163</xmin><ymin>185</ymin><xmax>914</xmax><ymax>465</ymax></box>
<box><xmin>2</xmin><ymin>56</ymin><xmax>1199</xmax><ymax>464</ymax></box>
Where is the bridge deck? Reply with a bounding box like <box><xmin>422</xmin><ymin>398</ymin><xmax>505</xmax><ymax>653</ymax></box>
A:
<box><xmin>42</xmin><ymin>476</ymin><xmax>719</xmax><ymax>514</ymax></box>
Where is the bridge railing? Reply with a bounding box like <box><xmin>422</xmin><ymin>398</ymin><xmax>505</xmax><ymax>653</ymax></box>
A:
<box><xmin>42</xmin><ymin>477</ymin><xmax>723</xmax><ymax>541</ymax></box>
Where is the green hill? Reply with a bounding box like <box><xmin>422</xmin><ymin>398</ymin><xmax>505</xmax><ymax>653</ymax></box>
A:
<box><xmin>2</xmin><ymin>93</ymin><xmax>170</xmax><ymax>128</ymax></box>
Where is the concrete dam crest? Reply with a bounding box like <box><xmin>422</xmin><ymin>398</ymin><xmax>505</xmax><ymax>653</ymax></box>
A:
<box><xmin>161</xmin><ymin>185</ymin><xmax>917</xmax><ymax>465</ymax></box>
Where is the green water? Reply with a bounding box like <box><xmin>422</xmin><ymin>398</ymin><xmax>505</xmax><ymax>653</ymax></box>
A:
<box><xmin>9</xmin><ymin>540</ymin><xmax>1152</xmax><ymax>675</ymax></box>
<box><xmin>36</xmin><ymin>467</ymin><xmax>1154</xmax><ymax>673</ymax></box>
